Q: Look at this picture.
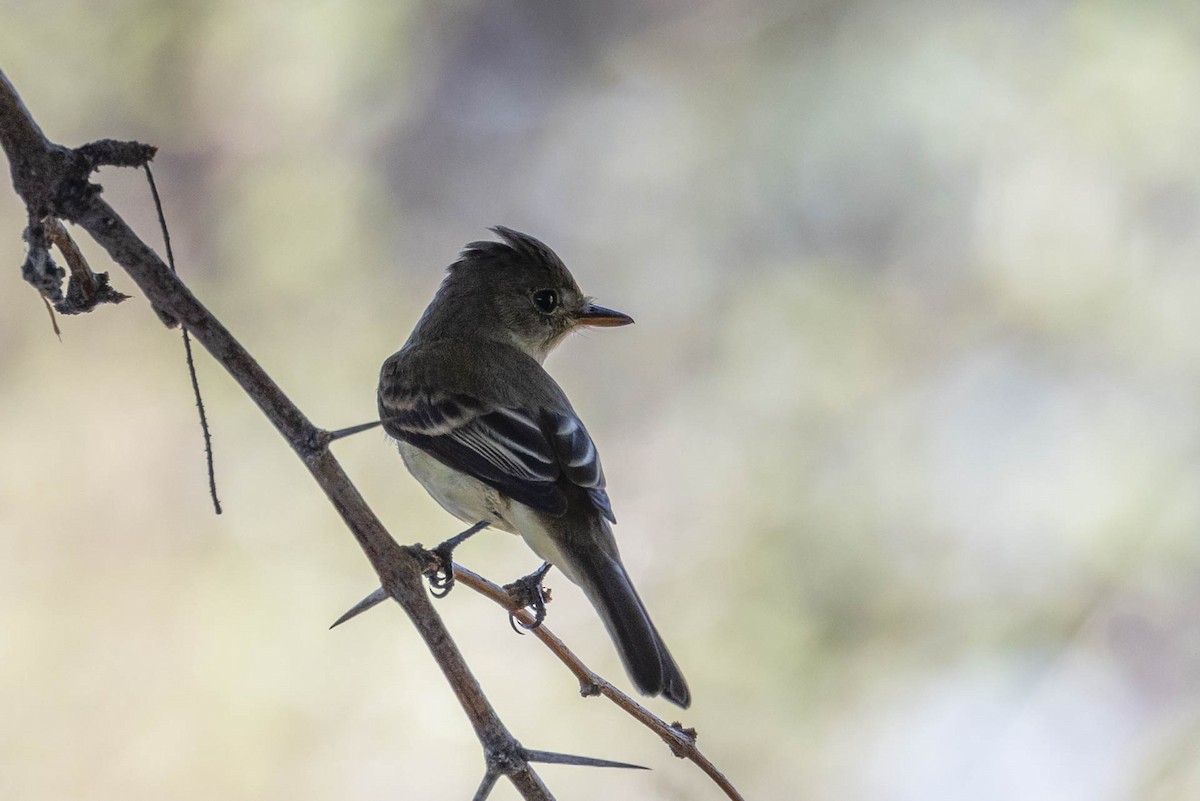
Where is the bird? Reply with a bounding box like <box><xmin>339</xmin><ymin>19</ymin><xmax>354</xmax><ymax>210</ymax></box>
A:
<box><xmin>375</xmin><ymin>226</ymin><xmax>690</xmax><ymax>708</ymax></box>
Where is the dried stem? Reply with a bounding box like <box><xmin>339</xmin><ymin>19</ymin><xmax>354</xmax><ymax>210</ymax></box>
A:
<box><xmin>451</xmin><ymin>563</ymin><xmax>747</xmax><ymax>801</ymax></box>
<box><xmin>143</xmin><ymin>163</ymin><xmax>222</xmax><ymax>515</ymax></box>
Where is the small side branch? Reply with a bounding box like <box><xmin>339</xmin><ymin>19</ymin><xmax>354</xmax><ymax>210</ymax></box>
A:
<box><xmin>143</xmin><ymin>163</ymin><xmax>221</xmax><ymax>514</ymax></box>
<box><xmin>451</xmin><ymin>563</ymin><xmax>746</xmax><ymax>801</ymax></box>
<box><xmin>44</xmin><ymin>217</ymin><xmax>130</xmax><ymax>314</ymax></box>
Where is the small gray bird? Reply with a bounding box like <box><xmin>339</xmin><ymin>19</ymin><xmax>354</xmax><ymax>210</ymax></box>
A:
<box><xmin>377</xmin><ymin>227</ymin><xmax>690</xmax><ymax>708</ymax></box>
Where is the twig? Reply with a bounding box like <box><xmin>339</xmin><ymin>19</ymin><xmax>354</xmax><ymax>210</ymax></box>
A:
<box><xmin>43</xmin><ymin>216</ymin><xmax>130</xmax><ymax>314</ymax></box>
<box><xmin>39</xmin><ymin>292</ymin><xmax>62</xmax><ymax>339</ymax></box>
<box><xmin>331</xmin><ymin>548</ymin><xmax>747</xmax><ymax>797</ymax></box>
<box><xmin>449</xmin><ymin>562</ymin><xmax>747</xmax><ymax>801</ymax></box>
<box><xmin>143</xmin><ymin>163</ymin><xmax>221</xmax><ymax>515</ymax></box>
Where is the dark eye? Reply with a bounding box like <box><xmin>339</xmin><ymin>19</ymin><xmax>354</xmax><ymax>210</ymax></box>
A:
<box><xmin>533</xmin><ymin>289</ymin><xmax>559</xmax><ymax>313</ymax></box>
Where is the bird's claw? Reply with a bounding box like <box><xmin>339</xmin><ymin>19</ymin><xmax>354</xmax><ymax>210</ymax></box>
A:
<box><xmin>505</xmin><ymin>562</ymin><xmax>553</xmax><ymax>633</ymax></box>
<box><xmin>421</xmin><ymin>521</ymin><xmax>489</xmax><ymax>598</ymax></box>
<box><xmin>427</xmin><ymin>542</ymin><xmax>457</xmax><ymax>598</ymax></box>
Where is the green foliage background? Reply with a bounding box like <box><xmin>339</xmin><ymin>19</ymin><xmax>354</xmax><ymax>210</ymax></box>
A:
<box><xmin>4</xmin><ymin>2</ymin><xmax>1200</xmax><ymax>799</ymax></box>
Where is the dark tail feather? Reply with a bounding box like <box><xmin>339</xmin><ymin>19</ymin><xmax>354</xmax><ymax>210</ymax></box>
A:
<box><xmin>575</xmin><ymin>552</ymin><xmax>691</xmax><ymax>708</ymax></box>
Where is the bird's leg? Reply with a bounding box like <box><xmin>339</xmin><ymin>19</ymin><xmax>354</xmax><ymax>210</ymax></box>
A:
<box><xmin>330</xmin><ymin>521</ymin><xmax>490</xmax><ymax>629</ymax></box>
<box><xmin>336</xmin><ymin>525</ymin><xmax>551</xmax><ymax>629</ymax></box>
<box><xmin>505</xmin><ymin>562</ymin><xmax>554</xmax><ymax>633</ymax></box>
<box><xmin>426</xmin><ymin>521</ymin><xmax>490</xmax><ymax>597</ymax></box>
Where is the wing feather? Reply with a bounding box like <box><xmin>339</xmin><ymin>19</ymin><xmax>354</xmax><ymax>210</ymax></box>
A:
<box><xmin>380</xmin><ymin>387</ymin><xmax>614</xmax><ymax>522</ymax></box>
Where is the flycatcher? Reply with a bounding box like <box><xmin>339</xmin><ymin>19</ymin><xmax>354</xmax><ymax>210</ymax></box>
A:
<box><xmin>377</xmin><ymin>227</ymin><xmax>690</xmax><ymax>708</ymax></box>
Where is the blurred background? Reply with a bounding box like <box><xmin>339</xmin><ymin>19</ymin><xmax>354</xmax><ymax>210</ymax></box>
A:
<box><xmin>3</xmin><ymin>1</ymin><xmax>1200</xmax><ymax>799</ymax></box>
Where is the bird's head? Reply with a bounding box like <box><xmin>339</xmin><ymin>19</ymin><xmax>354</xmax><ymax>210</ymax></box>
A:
<box><xmin>433</xmin><ymin>226</ymin><xmax>633</xmax><ymax>361</ymax></box>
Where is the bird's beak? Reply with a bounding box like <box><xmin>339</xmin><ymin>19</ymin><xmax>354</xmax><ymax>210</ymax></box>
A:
<box><xmin>576</xmin><ymin>303</ymin><xmax>634</xmax><ymax>328</ymax></box>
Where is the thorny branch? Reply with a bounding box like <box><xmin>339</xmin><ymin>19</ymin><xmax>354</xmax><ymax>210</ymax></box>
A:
<box><xmin>0</xmin><ymin>67</ymin><xmax>742</xmax><ymax>800</ymax></box>
<box><xmin>0</xmin><ymin>67</ymin><xmax>550</xmax><ymax>801</ymax></box>
<box><xmin>445</xmin><ymin>560</ymin><xmax>745</xmax><ymax>801</ymax></box>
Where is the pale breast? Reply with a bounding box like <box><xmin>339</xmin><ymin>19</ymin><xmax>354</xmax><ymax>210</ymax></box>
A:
<box><xmin>396</xmin><ymin>440</ymin><xmax>517</xmax><ymax>534</ymax></box>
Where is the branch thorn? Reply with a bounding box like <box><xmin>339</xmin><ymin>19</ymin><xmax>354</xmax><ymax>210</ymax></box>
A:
<box><xmin>330</xmin><ymin>586</ymin><xmax>388</xmax><ymax>629</ymax></box>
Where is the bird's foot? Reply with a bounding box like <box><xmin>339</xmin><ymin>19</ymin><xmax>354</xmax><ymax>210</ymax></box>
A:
<box><xmin>505</xmin><ymin>562</ymin><xmax>553</xmax><ymax>633</ymax></box>
<box><xmin>424</xmin><ymin>521</ymin><xmax>489</xmax><ymax>598</ymax></box>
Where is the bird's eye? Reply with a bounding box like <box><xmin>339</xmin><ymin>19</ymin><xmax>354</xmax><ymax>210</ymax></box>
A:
<box><xmin>533</xmin><ymin>289</ymin><xmax>559</xmax><ymax>313</ymax></box>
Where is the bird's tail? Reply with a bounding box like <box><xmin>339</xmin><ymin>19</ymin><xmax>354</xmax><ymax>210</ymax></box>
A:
<box><xmin>573</xmin><ymin>549</ymin><xmax>691</xmax><ymax>708</ymax></box>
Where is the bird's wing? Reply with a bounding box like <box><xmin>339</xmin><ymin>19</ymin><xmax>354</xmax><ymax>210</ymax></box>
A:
<box><xmin>380</xmin><ymin>387</ymin><xmax>615</xmax><ymax>522</ymax></box>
